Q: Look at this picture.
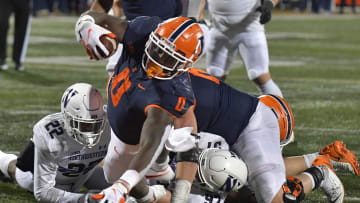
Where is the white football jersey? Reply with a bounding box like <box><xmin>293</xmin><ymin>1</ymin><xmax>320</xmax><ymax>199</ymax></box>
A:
<box><xmin>198</xmin><ymin>131</ymin><xmax>229</xmax><ymax>150</ymax></box>
<box><xmin>32</xmin><ymin>112</ymin><xmax>110</xmax><ymax>203</ymax></box>
<box><xmin>208</xmin><ymin>0</ymin><xmax>263</xmax><ymax>33</ymax></box>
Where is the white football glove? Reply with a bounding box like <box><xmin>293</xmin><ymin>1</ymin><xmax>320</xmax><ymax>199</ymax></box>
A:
<box><xmin>75</xmin><ymin>15</ymin><xmax>95</xmax><ymax>41</ymax></box>
<box><xmin>90</xmin><ymin>181</ymin><xmax>129</xmax><ymax>203</ymax></box>
<box><xmin>75</xmin><ymin>15</ymin><xmax>116</xmax><ymax>60</ymax></box>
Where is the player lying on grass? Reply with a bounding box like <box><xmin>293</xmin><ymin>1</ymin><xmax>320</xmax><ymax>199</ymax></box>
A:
<box><xmin>186</xmin><ymin>131</ymin><xmax>359</xmax><ymax>203</ymax></box>
<box><xmin>0</xmin><ymin>83</ymin><xmax>112</xmax><ymax>202</ymax></box>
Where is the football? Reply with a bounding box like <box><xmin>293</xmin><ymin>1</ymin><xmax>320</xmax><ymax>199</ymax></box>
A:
<box><xmin>100</xmin><ymin>34</ymin><xmax>118</xmax><ymax>58</ymax></box>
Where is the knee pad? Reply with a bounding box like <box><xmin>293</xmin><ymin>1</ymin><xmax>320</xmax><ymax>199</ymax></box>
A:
<box><xmin>176</xmin><ymin>147</ymin><xmax>201</xmax><ymax>163</ymax></box>
<box><xmin>282</xmin><ymin>176</ymin><xmax>305</xmax><ymax>203</ymax></box>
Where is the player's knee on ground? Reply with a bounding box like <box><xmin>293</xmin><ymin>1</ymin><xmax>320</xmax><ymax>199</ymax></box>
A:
<box><xmin>282</xmin><ymin>177</ymin><xmax>305</xmax><ymax>203</ymax></box>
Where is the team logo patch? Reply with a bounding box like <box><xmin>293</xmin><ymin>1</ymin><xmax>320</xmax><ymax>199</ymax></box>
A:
<box><xmin>62</xmin><ymin>88</ymin><xmax>78</xmax><ymax>108</ymax></box>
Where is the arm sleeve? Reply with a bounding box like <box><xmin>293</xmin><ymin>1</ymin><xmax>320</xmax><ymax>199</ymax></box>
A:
<box><xmin>32</xmin><ymin>125</ymin><xmax>84</xmax><ymax>203</ymax></box>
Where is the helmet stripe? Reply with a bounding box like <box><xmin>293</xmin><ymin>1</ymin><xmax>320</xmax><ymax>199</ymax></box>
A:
<box><xmin>269</xmin><ymin>94</ymin><xmax>292</xmax><ymax>140</ymax></box>
<box><xmin>169</xmin><ymin>19</ymin><xmax>195</xmax><ymax>42</ymax></box>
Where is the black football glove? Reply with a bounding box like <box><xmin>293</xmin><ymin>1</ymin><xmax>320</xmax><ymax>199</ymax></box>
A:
<box><xmin>256</xmin><ymin>0</ymin><xmax>274</xmax><ymax>24</ymax></box>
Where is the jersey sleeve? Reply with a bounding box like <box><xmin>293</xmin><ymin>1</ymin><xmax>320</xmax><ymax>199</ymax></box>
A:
<box><xmin>122</xmin><ymin>16</ymin><xmax>162</xmax><ymax>56</ymax></box>
<box><xmin>32</xmin><ymin>121</ymin><xmax>84</xmax><ymax>203</ymax></box>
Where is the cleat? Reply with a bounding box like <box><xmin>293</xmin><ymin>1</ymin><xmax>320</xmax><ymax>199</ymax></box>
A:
<box><xmin>320</xmin><ymin>141</ymin><xmax>359</xmax><ymax>176</ymax></box>
<box><xmin>312</xmin><ymin>155</ymin><xmax>345</xmax><ymax>203</ymax></box>
<box><xmin>145</xmin><ymin>164</ymin><xmax>175</xmax><ymax>182</ymax></box>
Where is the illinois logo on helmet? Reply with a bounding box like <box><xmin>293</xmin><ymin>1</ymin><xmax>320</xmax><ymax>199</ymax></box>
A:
<box><xmin>142</xmin><ymin>17</ymin><xmax>204</xmax><ymax>80</ymax></box>
<box><xmin>259</xmin><ymin>94</ymin><xmax>294</xmax><ymax>147</ymax></box>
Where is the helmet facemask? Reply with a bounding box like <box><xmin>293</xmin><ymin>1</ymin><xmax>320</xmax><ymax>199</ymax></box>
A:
<box><xmin>63</xmin><ymin>111</ymin><xmax>105</xmax><ymax>148</ymax></box>
<box><xmin>142</xmin><ymin>32</ymin><xmax>192</xmax><ymax>80</ymax></box>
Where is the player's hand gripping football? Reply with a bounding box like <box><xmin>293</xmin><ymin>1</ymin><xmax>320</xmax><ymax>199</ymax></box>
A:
<box><xmin>75</xmin><ymin>15</ymin><xmax>117</xmax><ymax>60</ymax></box>
<box><xmin>256</xmin><ymin>0</ymin><xmax>274</xmax><ymax>24</ymax></box>
<box><xmin>89</xmin><ymin>181</ymin><xmax>129</xmax><ymax>203</ymax></box>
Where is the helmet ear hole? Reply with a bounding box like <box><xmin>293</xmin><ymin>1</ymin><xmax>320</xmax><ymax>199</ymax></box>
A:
<box><xmin>197</xmin><ymin>148</ymin><xmax>248</xmax><ymax>193</ymax></box>
<box><xmin>61</xmin><ymin>83</ymin><xmax>106</xmax><ymax>148</ymax></box>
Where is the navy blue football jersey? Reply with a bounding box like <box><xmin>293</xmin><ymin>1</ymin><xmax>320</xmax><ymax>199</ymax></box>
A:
<box><xmin>122</xmin><ymin>0</ymin><xmax>182</xmax><ymax>20</ymax></box>
<box><xmin>107</xmin><ymin>16</ymin><xmax>195</xmax><ymax>145</ymax></box>
<box><xmin>188</xmin><ymin>68</ymin><xmax>259</xmax><ymax>146</ymax></box>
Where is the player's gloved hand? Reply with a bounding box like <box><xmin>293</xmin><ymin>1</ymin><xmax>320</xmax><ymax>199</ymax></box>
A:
<box><xmin>256</xmin><ymin>0</ymin><xmax>274</xmax><ymax>24</ymax></box>
<box><xmin>75</xmin><ymin>15</ymin><xmax>116</xmax><ymax>60</ymax></box>
<box><xmin>90</xmin><ymin>181</ymin><xmax>129</xmax><ymax>203</ymax></box>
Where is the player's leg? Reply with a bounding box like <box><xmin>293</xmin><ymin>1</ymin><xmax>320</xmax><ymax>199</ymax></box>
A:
<box><xmin>277</xmin><ymin>155</ymin><xmax>345</xmax><ymax>203</ymax></box>
<box><xmin>231</xmin><ymin>102</ymin><xmax>286</xmax><ymax>203</ymax></box>
<box><xmin>285</xmin><ymin>141</ymin><xmax>359</xmax><ymax>177</ymax></box>
<box><xmin>103</xmin><ymin>130</ymin><xmax>167</xmax><ymax>202</ymax></box>
<box><xmin>238</xmin><ymin>31</ymin><xmax>283</xmax><ymax>97</ymax></box>
<box><xmin>0</xmin><ymin>0</ymin><xmax>12</xmax><ymax>69</ymax></box>
<box><xmin>102</xmin><ymin>130</ymin><xmax>140</xmax><ymax>183</ymax></box>
<box><xmin>145</xmin><ymin>148</ymin><xmax>175</xmax><ymax>182</ymax></box>
<box><xmin>206</xmin><ymin>25</ymin><xmax>236</xmax><ymax>81</ymax></box>
<box><xmin>0</xmin><ymin>150</ymin><xmax>17</xmax><ymax>181</ymax></box>
<box><xmin>12</xmin><ymin>0</ymin><xmax>31</xmax><ymax>70</ymax></box>
<box><xmin>0</xmin><ymin>140</ymin><xmax>34</xmax><ymax>192</ymax></box>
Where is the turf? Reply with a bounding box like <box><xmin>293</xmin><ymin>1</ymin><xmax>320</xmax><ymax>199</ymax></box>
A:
<box><xmin>0</xmin><ymin>13</ymin><xmax>359</xmax><ymax>202</ymax></box>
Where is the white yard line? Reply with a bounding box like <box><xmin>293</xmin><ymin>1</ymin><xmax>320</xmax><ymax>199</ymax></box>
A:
<box><xmin>6</xmin><ymin>110</ymin><xmax>53</xmax><ymax>115</ymax></box>
<box><xmin>26</xmin><ymin>56</ymin><xmax>107</xmax><ymax>67</ymax></box>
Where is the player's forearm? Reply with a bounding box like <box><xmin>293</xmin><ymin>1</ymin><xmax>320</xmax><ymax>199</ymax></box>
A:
<box><xmin>34</xmin><ymin>186</ymin><xmax>84</xmax><ymax>203</ymax></box>
<box><xmin>172</xmin><ymin>107</ymin><xmax>199</xmax><ymax>202</ymax></box>
<box><xmin>91</xmin><ymin>0</ymin><xmax>114</xmax><ymax>12</ymax></box>
<box><xmin>129</xmin><ymin>109</ymin><xmax>173</xmax><ymax>176</ymax></box>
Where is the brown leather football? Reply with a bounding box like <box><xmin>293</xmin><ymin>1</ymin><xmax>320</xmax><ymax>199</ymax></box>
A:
<box><xmin>100</xmin><ymin>35</ymin><xmax>117</xmax><ymax>57</ymax></box>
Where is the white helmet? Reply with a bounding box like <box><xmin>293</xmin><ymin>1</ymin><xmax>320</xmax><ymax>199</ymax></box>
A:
<box><xmin>61</xmin><ymin>83</ymin><xmax>106</xmax><ymax>148</ymax></box>
<box><xmin>197</xmin><ymin>148</ymin><xmax>248</xmax><ymax>193</ymax></box>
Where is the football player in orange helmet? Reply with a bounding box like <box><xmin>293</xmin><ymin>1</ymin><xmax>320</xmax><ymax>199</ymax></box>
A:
<box><xmin>76</xmin><ymin>11</ymin><xmax>206</xmax><ymax>203</ymax></box>
<box><xmin>142</xmin><ymin>17</ymin><xmax>204</xmax><ymax>80</ymax></box>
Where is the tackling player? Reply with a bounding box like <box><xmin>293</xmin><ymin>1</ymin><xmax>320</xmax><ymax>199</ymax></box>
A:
<box><xmin>184</xmin><ymin>69</ymin><xmax>359</xmax><ymax>203</ymax></box>
<box><xmin>75</xmin><ymin>13</ymin><xmax>205</xmax><ymax>203</ymax></box>
<box><xmin>0</xmin><ymin>83</ymin><xmax>111</xmax><ymax>202</ymax></box>
<box><xmin>205</xmin><ymin>0</ymin><xmax>283</xmax><ymax>97</ymax></box>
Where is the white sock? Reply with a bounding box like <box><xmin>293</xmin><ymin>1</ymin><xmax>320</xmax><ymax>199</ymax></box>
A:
<box><xmin>15</xmin><ymin>168</ymin><xmax>34</xmax><ymax>192</ymax></box>
<box><xmin>302</xmin><ymin>172</ymin><xmax>316</xmax><ymax>190</ymax></box>
<box><xmin>303</xmin><ymin>152</ymin><xmax>320</xmax><ymax>168</ymax></box>
<box><xmin>0</xmin><ymin>151</ymin><xmax>17</xmax><ymax>178</ymax></box>
<box><xmin>257</xmin><ymin>79</ymin><xmax>283</xmax><ymax>97</ymax></box>
<box><xmin>171</xmin><ymin>179</ymin><xmax>192</xmax><ymax>203</ymax></box>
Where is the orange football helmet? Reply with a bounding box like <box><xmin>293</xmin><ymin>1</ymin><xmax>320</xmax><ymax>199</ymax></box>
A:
<box><xmin>259</xmin><ymin>95</ymin><xmax>294</xmax><ymax>147</ymax></box>
<box><xmin>142</xmin><ymin>17</ymin><xmax>204</xmax><ymax>80</ymax></box>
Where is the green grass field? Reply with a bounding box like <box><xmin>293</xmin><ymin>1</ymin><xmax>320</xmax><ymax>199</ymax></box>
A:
<box><xmin>0</xmin><ymin>13</ymin><xmax>359</xmax><ymax>202</ymax></box>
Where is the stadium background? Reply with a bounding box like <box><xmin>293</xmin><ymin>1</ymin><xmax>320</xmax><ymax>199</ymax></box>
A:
<box><xmin>0</xmin><ymin>4</ymin><xmax>359</xmax><ymax>203</ymax></box>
